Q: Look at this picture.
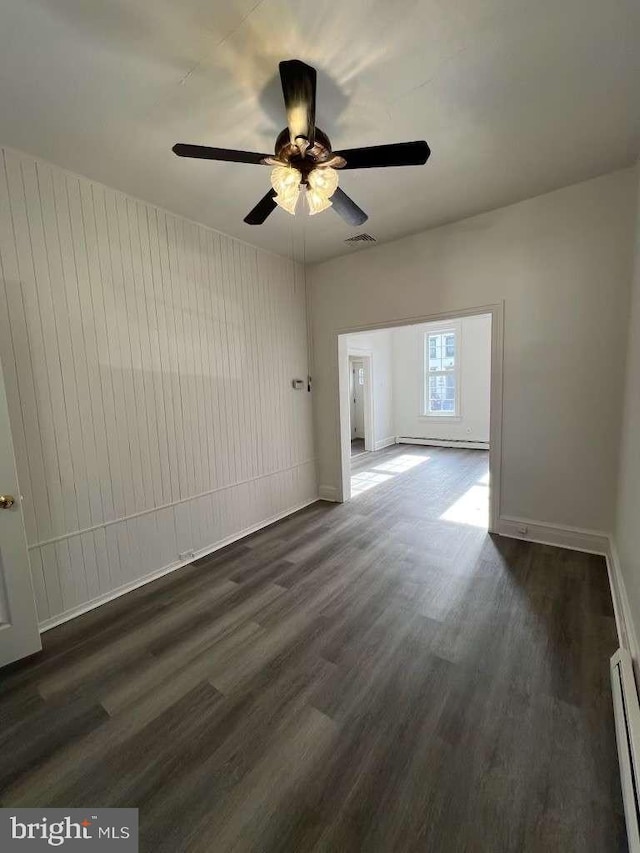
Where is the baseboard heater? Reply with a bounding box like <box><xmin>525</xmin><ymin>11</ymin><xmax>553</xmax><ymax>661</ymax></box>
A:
<box><xmin>398</xmin><ymin>437</ymin><xmax>489</xmax><ymax>450</ymax></box>
<box><xmin>611</xmin><ymin>648</ymin><xmax>640</xmax><ymax>851</ymax></box>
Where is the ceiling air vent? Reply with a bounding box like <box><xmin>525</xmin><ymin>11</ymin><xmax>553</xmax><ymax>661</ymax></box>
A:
<box><xmin>344</xmin><ymin>233</ymin><xmax>377</xmax><ymax>246</ymax></box>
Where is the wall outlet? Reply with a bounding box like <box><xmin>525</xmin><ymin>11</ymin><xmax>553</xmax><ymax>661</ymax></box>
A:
<box><xmin>517</xmin><ymin>525</ymin><xmax>528</xmax><ymax>535</ymax></box>
<box><xmin>179</xmin><ymin>549</ymin><xmax>196</xmax><ymax>561</ymax></box>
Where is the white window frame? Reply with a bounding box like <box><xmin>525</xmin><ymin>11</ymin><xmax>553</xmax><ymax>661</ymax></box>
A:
<box><xmin>421</xmin><ymin>324</ymin><xmax>461</xmax><ymax>419</ymax></box>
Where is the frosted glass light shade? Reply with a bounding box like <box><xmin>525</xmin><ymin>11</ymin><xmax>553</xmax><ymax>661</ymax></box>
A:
<box><xmin>306</xmin><ymin>188</ymin><xmax>333</xmax><ymax>216</ymax></box>
<box><xmin>274</xmin><ymin>187</ymin><xmax>300</xmax><ymax>215</ymax></box>
<box><xmin>307</xmin><ymin>166</ymin><xmax>339</xmax><ymax>198</ymax></box>
<box><xmin>271</xmin><ymin>165</ymin><xmax>302</xmax><ymax>196</ymax></box>
<box><xmin>270</xmin><ymin>165</ymin><xmax>337</xmax><ymax>217</ymax></box>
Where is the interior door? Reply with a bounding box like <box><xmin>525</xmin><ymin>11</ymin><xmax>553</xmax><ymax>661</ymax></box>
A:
<box><xmin>350</xmin><ymin>364</ymin><xmax>357</xmax><ymax>437</ymax></box>
<box><xmin>352</xmin><ymin>361</ymin><xmax>365</xmax><ymax>438</ymax></box>
<box><xmin>0</xmin><ymin>356</ymin><xmax>41</xmax><ymax>667</ymax></box>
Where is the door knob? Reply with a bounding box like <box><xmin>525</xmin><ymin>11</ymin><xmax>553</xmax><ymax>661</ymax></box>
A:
<box><xmin>0</xmin><ymin>494</ymin><xmax>15</xmax><ymax>509</ymax></box>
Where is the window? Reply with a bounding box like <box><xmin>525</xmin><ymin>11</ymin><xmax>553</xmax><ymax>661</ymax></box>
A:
<box><xmin>424</xmin><ymin>329</ymin><xmax>458</xmax><ymax>416</ymax></box>
<box><xmin>358</xmin><ymin>367</ymin><xmax>365</xmax><ymax>386</ymax></box>
<box><xmin>445</xmin><ymin>334</ymin><xmax>455</xmax><ymax>358</ymax></box>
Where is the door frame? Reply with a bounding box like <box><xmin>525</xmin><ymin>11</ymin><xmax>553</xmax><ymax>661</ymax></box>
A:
<box><xmin>336</xmin><ymin>303</ymin><xmax>504</xmax><ymax>533</ymax></box>
<box><xmin>347</xmin><ymin>350</ymin><xmax>374</xmax><ymax>452</ymax></box>
<box><xmin>0</xmin><ymin>355</ymin><xmax>41</xmax><ymax>667</ymax></box>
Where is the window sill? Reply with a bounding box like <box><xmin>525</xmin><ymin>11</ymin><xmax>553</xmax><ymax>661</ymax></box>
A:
<box><xmin>419</xmin><ymin>414</ymin><xmax>462</xmax><ymax>423</ymax></box>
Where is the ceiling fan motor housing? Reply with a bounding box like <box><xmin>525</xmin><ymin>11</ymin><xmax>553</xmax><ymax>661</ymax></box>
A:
<box><xmin>274</xmin><ymin>127</ymin><xmax>335</xmax><ymax>182</ymax></box>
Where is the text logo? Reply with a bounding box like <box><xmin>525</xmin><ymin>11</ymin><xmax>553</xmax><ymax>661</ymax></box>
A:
<box><xmin>0</xmin><ymin>809</ymin><xmax>138</xmax><ymax>851</ymax></box>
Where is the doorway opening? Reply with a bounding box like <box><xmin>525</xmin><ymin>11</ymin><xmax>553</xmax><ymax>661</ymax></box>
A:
<box><xmin>337</xmin><ymin>305</ymin><xmax>502</xmax><ymax>533</ymax></box>
<box><xmin>346</xmin><ymin>348</ymin><xmax>374</xmax><ymax>461</ymax></box>
<box><xmin>349</xmin><ymin>356</ymin><xmax>369</xmax><ymax>458</ymax></box>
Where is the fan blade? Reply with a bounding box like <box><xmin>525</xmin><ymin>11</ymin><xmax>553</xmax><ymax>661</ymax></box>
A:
<box><xmin>244</xmin><ymin>189</ymin><xmax>278</xmax><ymax>225</ymax></box>
<box><xmin>279</xmin><ymin>60</ymin><xmax>316</xmax><ymax>149</ymax></box>
<box><xmin>331</xmin><ymin>188</ymin><xmax>368</xmax><ymax>226</ymax></box>
<box><xmin>333</xmin><ymin>141</ymin><xmax>430</xmax><ymax>169</ymax></box>
<box><xmin>173</xmin><ymin>144</ymin><xmax>270</xmax><ymax>164</ymax></box>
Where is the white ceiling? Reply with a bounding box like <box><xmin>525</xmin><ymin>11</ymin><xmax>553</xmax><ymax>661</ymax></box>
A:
<box><xmin>1</xmin><ymin>0</ymin><xmax>639</xmax><ymax>263</ymax></box>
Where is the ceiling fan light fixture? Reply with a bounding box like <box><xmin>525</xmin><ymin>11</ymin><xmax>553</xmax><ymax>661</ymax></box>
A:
<box><xmin>306</xmin><ymin>187</ymin><xmax>333</xmax><ymax>216</ymax></box>
<box><xmin>274</xmin><ymin>186</ymin><xmax>300</xmax><ymax>215</ymax></box>
<box><xmin>174</xmin><ymin>59</ymin><xmax>429</xmax><ymax>226</ymax></box>
<box><xmin>307</xmin><ymin>166</ymin><xmax>339</xmax><ymax>198</ymax></box>
<box><xmin>270</xmin><ymin>165</ymin><xmax>302</xmax><ymax>197</ymax></box>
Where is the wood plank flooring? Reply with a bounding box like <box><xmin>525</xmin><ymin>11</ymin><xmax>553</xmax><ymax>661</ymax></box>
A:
<box><xmin>0</xmin><ymin>445</ymin><xmax>625</xmax><ymax>851</ymax></box>
<box><xmin>350</xmin><ymin>437</ymin><xmax>366</xmax><ymax>457</ymax></box>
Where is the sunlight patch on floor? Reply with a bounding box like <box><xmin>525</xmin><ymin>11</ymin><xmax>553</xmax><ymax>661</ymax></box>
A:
<box><xmin>350</xmin><ymin>454</ymin><xmax>430</xmax><ymax>498</ymax></box>
<box><xmin>373</xmin><ymin>455</ymin><xmax>430</xmax><ymax>474</ymax></box>
<box><xmin>440</xmin><ymin>482</ymin><xmax>489</xmax><ymax>528</ymax></box>
<box><xmin>350</xmin><ymin>470</ymin><xmax>394</xmax><ymax>497</ymax></box>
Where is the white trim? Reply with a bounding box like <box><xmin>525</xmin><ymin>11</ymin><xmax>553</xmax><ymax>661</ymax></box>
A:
<box><xmin>399</xmin><ymin>437</ymin><xmax>489</xmax><ymax>450</ymax></box>
<box><xmin>335</xmin><ymin>303</ymin><xmax>504</xmax><ymax>533</ymax></box>
<box><xmin>38</xmin><ymin>497</ymin><xmax>319</xmax><ymax>632</ymax></box>
<box><xmin>488</xmin><ymin>306</ymin><xmax>504</xmax><ymax>534</ymax></box>
<box><xmin>375</xmin><ymin>436</ymin><xmax>397</xmax><ymax>451</ymax></box>
<box><xmin>27</xmin><ymin>458</ymin><xmax>317</xmax><ymax>551</ymax></box>
<box><xmin>606</xmin><ymin>537</ymin><xmax>640</xmax><ymax>666</ymax></box>
<box><xmin>318</xmin><ymin>485</ymin><xmax>339</xmax><ymax>502</ymax></box>
<box><xmin>496</xmin><ymin>515</ymin><xmax>609</xmax><ymax>555</ymax></box>
<box><xmin>610</xmin><ymin>648</ymin><xmax>640</xmax><ymax>853</ymax></box>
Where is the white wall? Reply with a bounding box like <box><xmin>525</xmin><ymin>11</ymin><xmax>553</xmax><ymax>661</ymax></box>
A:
<box><xmin>0</xmin><ymin>146</ymin><xmax>316</xmax><ymax>628</ymax></box>
<box><xmin>344</xmin><ymin>329</ymin><xmax>394</xmax><ymax>450</ymax></box>
<box><xmin>311</xmin><ymin>169</ymin><xmax>636</xmax><ymax>532</ymax></box>
<box><xmin>392</xmin><ymin>314</ymin><xmax>491</xmax><ymax>444</ymax></box>
<box><xmin>614</xmin><ymin>162</ymin><xmax>640</xmax><ymax>658</ymax></box>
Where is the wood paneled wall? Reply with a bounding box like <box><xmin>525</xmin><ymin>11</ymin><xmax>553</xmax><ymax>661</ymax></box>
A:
<box><xmin>0</xmin><ymin>147</ymin><xmax>316</xmax><ymax>628</ymax></box>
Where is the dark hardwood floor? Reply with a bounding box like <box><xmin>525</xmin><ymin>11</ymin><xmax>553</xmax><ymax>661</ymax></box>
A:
<box><xmin>0</xmin><ymin>445</ymin><xmax>625</xmax><ymax>851</ymax></box>
<box><xmin>350</xmin><ymin>437</ymin><xmax>366</xmax><ymax>457</ymax></box>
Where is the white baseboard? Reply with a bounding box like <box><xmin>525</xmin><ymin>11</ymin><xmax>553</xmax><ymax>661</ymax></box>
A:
<box><xmin>398</xmin><ymin>437</ymin><xmax>489</xmax><ymax>450</ymax></box>
<box><xmin>38</xmin><ymin>496</ymin><xmax>320</xmax><ymax>632</ymax></box>
<box><xmin>496</xmin><ymin>515</ymin><xmax>610</xmax><ymax>555</ymax></box>
<box><xmin>605</xmin><ymin>537</ymin><xmax>639</xmax><ymax>665</ymax></box>
<box><xmin>318</xmin><ymin>484</ymin><xmax>339</xmax><ymax>502</ymax></box>
<box><xmin>375</xmin><ymin>436</ymin><xmax>397</xmax><ymax>451</ymax></box>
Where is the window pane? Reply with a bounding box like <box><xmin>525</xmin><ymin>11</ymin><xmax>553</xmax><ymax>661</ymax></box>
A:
<box><xmin>426</xmin><ymin>331</ymin><xmax>455</xmax><ymax>372</ymax></box>
<box><xmin>428</xmin><ymin>374</ymin><xmax>456</xmax><ymax>414</ymax></box>
<box><xmin>427</xmin><ymin>334</ymin><xmax>440</xmax><ymax>371</ymax></box>
<box><xmin>443</xmin><ymin>333</ymin><xmax>455</xmax><ymax>368</ymax></box>
<box><xmin>358</xmin><ymin>367</ymin><xmax>365</xmax><ymax>385</ymax></box>
<box><xmin>425</xmin><ymin>330</ymin><xmax>457</xmax><ymax>414</ymax></box>
<box><xmin>445</xmin><ymin>334</ymin><xmax>455</xmax><ymax>358</ymax></box>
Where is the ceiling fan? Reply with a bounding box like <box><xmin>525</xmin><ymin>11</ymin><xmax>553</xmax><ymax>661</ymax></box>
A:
<box><xmin>172</xmin><ymin>59</ymin><xmax>431</xmax><ymax>227</ymax></box>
